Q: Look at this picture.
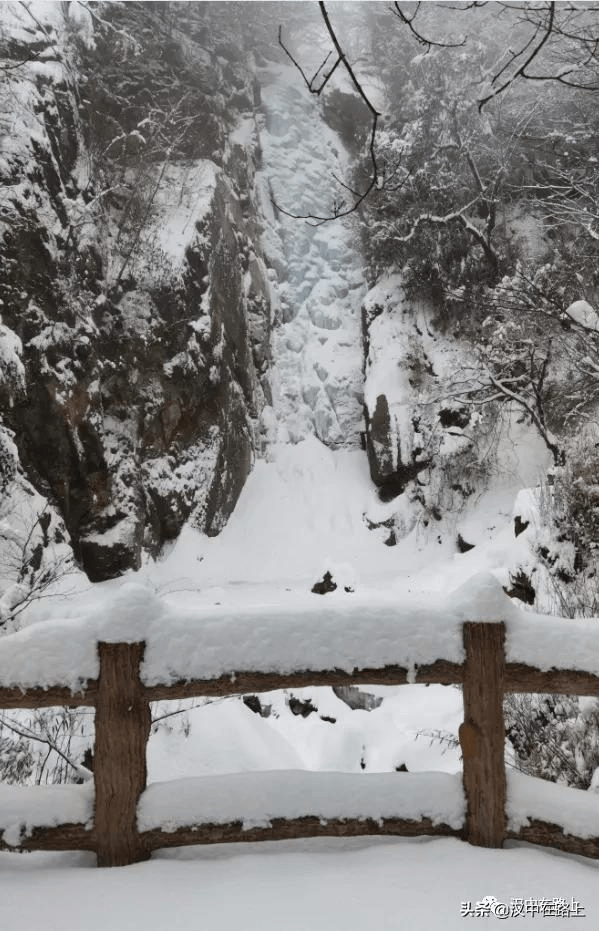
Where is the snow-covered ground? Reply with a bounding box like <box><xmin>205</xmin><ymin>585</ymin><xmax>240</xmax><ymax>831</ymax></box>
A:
<box><xmin>1</xmin><ymin>837</ymin><xmax>598</xmax><ymax>930</ymax></box>
<box><xmin>144</xmin><ymin>679</ymin><xmax>465</xmax><ymax>802</ymax></box>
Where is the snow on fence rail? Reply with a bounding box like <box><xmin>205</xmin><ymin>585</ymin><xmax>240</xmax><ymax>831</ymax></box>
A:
<box><xmin>1</xmin><ymin>574</ymin><xmax>599</xmax><ymax>866</ymax></box>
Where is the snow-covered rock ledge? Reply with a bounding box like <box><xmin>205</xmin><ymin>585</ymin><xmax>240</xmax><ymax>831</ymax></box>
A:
<box><xmin>137</xmin><ymin>771</ymin><xmax>465</xmax><ymax>833</ymax></box>
<box><xmin>1</xmin><ymin>573</ymin><xmax>599</xmax><ymax>692</ymax></box>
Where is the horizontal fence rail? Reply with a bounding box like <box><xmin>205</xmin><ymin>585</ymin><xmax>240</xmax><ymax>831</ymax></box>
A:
<box><xmin>4</xmin><ymin>661</ymin><xmax>599</xmax><ymax>710</ymax></box>
<box><xmin>1</xmin><ymin>621</ymin><xmax>599</xmax><ymax>865</ymax></box>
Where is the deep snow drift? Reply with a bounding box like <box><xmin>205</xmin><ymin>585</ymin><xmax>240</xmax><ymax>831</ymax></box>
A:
<box><xmin>0</xmin><ymin>837</ymin><xmax>597</xmax><ymax>931</ymax></box>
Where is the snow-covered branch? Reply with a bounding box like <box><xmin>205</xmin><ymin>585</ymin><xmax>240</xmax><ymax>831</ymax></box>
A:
<box><xmin>391</xmin><ymin>197</ymin><xmax>499</xmax><ymax>268</ymax></box>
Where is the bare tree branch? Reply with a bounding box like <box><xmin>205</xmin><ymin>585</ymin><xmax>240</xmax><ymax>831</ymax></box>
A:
<box><xmin>479</xmin><ymin>1</ymin><xmax>556</xmax><ymax>109</ymax></box>
<box><xmin>392</xmin><ymin>1</ymin><xmax>467</xmax><ymax>50</ymax></box>
<box><xmin>479</xmin><ymin>1</ymin><xmax>599</xmax><ymax>109</ymax></box>
<box><xmin>0</xmin><ymin>712</ymin><xmax>93</xmax><ymax>783</ymax></box>
<box><xmin>483</xmin><ymin>364</ymin><xmax>562</xmax><ymax>462</ymax></box>
<box><xmin>277</xmin><ymin>1</ymin><xmax>382</xmax><ymax>222</ymax></box>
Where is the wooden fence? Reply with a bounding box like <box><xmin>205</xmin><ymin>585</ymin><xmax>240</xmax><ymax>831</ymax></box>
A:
<box><xmin>1</xmin><ymin>621</ymin><xmax>599</xmax><ymax>866</ymax></box>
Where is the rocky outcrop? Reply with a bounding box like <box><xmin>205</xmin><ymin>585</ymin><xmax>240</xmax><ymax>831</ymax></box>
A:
<box><xmin>0</xmin><ymin>3</ymin><xmax>271</xmax><ymax>580</ymax></box>
<box><xmin>362</xmin><ymin>278</ymin><xmax>434</xmax><ymax>504</ymax></box>
<box><xmin>364</xmin><ymin>393</ymin><xmax>430</xmax><ymax>500</ymax></box>
<box><xmin>361</xmin><ymin>275</ymin><xmax>492</xmax><ymax>533</ymax></box>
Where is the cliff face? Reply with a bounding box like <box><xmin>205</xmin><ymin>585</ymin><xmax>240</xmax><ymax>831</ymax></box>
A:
<box><xmin>0</xmin><ymin>3</ymin><xmax>272</xmax><ymax>581</ymax></box>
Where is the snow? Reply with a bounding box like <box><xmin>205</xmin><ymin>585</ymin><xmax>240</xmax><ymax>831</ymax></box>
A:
<box><xmin>508</xmin><ymin>771</ymin><xmax>599</xmax><ymax>840</ymax></box>
<box><xmin>565</xmin><ymin>299</ymin><xmax>599</xmax><ymax>331</ymax></box>
<box><xmin>148</xmin><ymin>696</ymin><xmax>306</xmax><ymax>776</ymax></box>
<box><xmin>121</xmin><ymin>159</ymin><xmax>218</xmax><ymax>283</ymax></box>
<box><xmin>506</xmin><ymin>608</ymin><xmax>599</xmax><ymax>673</ymax></box>
<box><xmin>145</xmin><ymin>681</ymin><xmax>465</xmax><ymax>783</ymax></box>
<box><xmin>363</xmin><ymin>274</ymin><xmax>411</xmax><ymax>414</ymax></box>
<box><xmin>0</xmin><ymin>318</ymin><xmax>24</xmax><ymax>393</ymax></box>
<box><xmin>0</xmin><ymin>770</ymin><xmax>463</xmax><ymax>843</ymax></box>
<box><xmin>230</xmin><ymin>115</ymin><xmax>256</xmax><ymax>147</ymax></box>
<box><xmin>0</xmin><ymin>783</ymin><xmax>93</xmax><ymax>846</ymax></box>
<box><xmin>138</xmin><ymin>770</ymin><xmax>465</xmax><ymax>833</ymax></box>
<box><xmin>150</xmin><ymin>161</ymin><xmax>218</xmax><ymax>264</ymax></box>
<box><xmin>4</xmin><ymin>570</ymin><xmax>599</xmax><ymax>693</ymax></box>
<box><xmin>513</xmin><ymin>487</ymin><xmax>539</xmax><ymax>527</ymax></box>
<box><xmin>0</xmin><ymin>579</ymin><xmax>460</xmax><ymax>690</ymax></box>
<box><xmin>0</xmin><ymin>476</ymin><xmax>75</xmax><ymax>631</ymax></box>
<box><xmin>149</xmin><ymin>437</ymin><xmax>410</xmax><ymax>588</ymax></box>
<box><xmin>3</xmin><ymin>766</ymin><xmax>599</xmax><ymax>857</ymax></box>
<box><xmin>0</xmin><ymin>837</ymin><xmax>598</xmax><ymax>930</ymax></box>
<box><xmin>360</xmin><ymin>270</ymin><xmax>556</xmax><ymax>571</ymax></box>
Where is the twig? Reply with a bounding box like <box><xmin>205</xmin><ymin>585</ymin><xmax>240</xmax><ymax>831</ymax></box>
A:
<box><xmin>392</xmin><ymin>2</ymin><xmax>466</xmax><ymax>50</ymax></box>
<box><xmin>277</xmin><ymin>1</ymin><xmax>383</xmax><ymax>222</ymax></box>
<box><xmin>0</xmin><ymin>713</ymin><xmax>92</xmax><ymax>782</ymax></box>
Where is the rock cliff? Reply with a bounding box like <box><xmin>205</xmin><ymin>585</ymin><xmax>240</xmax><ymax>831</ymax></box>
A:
<box><xmin>0</xmin><ymin>2</ymin><xmax>272</xmax><ymax>580</ymax></box>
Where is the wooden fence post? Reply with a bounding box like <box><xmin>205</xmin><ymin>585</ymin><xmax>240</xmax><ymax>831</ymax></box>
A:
<box><xmin>94</xmin><ymin>642</ymin><xmax>150</xmax><ymax>867</ymax></box>
<box><xmin>460</xmin><ymin>622</ymin><xmax>506</xmax><ymax>848</ymax></box>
